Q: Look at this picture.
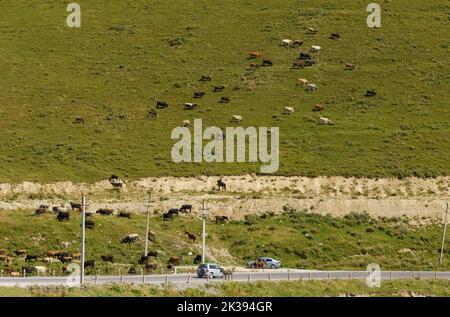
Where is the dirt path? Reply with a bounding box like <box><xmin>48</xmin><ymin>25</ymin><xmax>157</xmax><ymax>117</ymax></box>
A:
<box><xmin>0</xmin><ymin>175</ymin><xmax>448</xmax><ymax>220</ymax></box>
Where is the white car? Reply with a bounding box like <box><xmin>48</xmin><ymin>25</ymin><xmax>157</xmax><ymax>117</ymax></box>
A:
<box><xmin>247</xmin><ymin>257</ymin><xmax>282</xmax><ymax>269</ymax></box>
<box><xmin>197</xmin><ymin>263</ymin><xmax>224</xmax><ymax>279</ymax></box>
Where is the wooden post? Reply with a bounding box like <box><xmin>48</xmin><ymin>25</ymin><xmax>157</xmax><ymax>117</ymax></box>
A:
<box><xmin>165</xmin><ymin>275</ymin><xmax>169</xmax><ymax>286</ymax></box>
<box><xmin>435</xmin><ymin>271</ymin><xmax>437</xmax><ymax>280</ymax></box>
<box><xmin>288</xmin><ymin>273</ymin><xmax>290</xmax><ymax>281</ymax></box>
<box><xmin>23</xmin><ymin>269</ymin><xmax>25</xmax><ymax>277</ymax></box>
<box><xmin>187</xmin><ymin>274</ymin><xmax>191</xmax><ymax>284</ymax></box>
<box><xmin>121</xmin><ymin>275</ymin><xmax>124</xmax><ymax>284</ymax></box>
<box><xmin>248</xmin><ymin>273</ymin><xmax>251</xmax><ymax>282</ymax></box>
<box><xmin>268</xmin><ymin>273</ymin><xmax>271</xmax><ymax>281</ymax></box>
<box><xmin>390</xmin><ymin>272</ymin><xmax>393</xmax><ymax>280</ymax></box>
<box><xmin>309</xmin><ymin>272</ymin><xmax>312</xmax><ymax>280</ymax></box>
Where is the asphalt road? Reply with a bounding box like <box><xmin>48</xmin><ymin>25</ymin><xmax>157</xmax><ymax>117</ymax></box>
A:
<box><xmin>1</xmin><ymin>271</ymin><xmax>449</xmax><ymax>287</ymax></box>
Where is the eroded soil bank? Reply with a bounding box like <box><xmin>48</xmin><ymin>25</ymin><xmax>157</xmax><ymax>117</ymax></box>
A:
<box><xmin>0</xmin><ymin>175</ymin><xmax>448</xmax><ymax>220</ymax></box>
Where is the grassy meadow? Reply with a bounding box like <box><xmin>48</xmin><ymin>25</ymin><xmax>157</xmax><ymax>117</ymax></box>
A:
<box><xmin>0</xmin><ymin>0</ymin><xmax>448</xmax><ymax>182</ymax></box>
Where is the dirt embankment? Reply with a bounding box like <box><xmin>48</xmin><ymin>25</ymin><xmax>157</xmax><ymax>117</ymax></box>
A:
<box><xmin>0</xmin><ymin>175</ymin><xmax>448</xmax><ymax>220</ymax></box>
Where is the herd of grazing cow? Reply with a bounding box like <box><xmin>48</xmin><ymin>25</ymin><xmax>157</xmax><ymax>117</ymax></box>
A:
<box><xmin>5</xmin><ymin>195</ymin><xmax>231</xmax><ymax>276</ymax></box>
<box><xmin>245</xmin><ymin>29</ymin><xmax>377</xmax><ymax>125</ymax></box>
<box><xmin>147</xmin><ymin>29</ymin><xmax>374</xmax><ymax>128</ymax></box>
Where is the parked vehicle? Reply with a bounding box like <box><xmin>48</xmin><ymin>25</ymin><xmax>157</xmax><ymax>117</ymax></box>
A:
<box><xmin>247</xmin><ymin>257</ymin><xmax>281</xmax><ymax>269</ymax></box>
<box><xmin>197</xmin><ymin>263</ymin><xmax>225</xmax><ymax>279</ymax></box>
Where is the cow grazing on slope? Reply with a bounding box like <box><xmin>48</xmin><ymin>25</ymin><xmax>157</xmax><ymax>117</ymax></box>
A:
<box><xmin>57</xmin><ymin>211</ymin><xmax>70</xmax><ymax>222</ymax></box>
<box><xmin>249</xmin><ymin>51</ymin><xmax>262</xmax><ymax>59</ymax></box>
<box><xmin>180</xmin><ymin>205</ymin><xmax>193</xmax><ymax>213</ymax></box>
<box><xmin>215</xmin><ymin>216</ymin><xmax>229</xmax><ymax>224</ymax></box>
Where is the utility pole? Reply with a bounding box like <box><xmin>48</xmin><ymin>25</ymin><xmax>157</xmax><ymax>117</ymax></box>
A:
<box><xmin>144</xmin><ymin>191</ymin><xmax>152</xmax><ymax>256</ymax></box>
<box><xmin>202</xmin><ymin>200</ymin><xmax>206</xmax><ymax>264</ymax></box>
<box><xmin>439</xmin><ymin>202</ymin><xmax>449</xmax><ymax>265</ymax></box>
<box><xmin>80</xmin><ymin>192</ymin><xmax>86</xmax><ymax>286</ymax></box>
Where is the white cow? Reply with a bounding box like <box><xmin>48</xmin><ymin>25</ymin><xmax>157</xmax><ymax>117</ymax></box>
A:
<box><xmin>182</xmin><ymin>120</ymin><xmax>191</xmax><ymax>127</ymax></box>
<box><xmin>298</xmin><ymin>78</ymin><xmax>308</xmax><ymax>86</ymax></box>
<box><xmin>231</xmin><ymin>115</ymin><xmax>244</xmax><ymax>122</ymax></box>
<box><xmin>284</xmin><ymin>107</ymin><xmax>295</xmax><ymax>115</ymax></box>
<box><xmin>307</xmin><ymin>84</ymin><xmax>318</xmax><ymax>91</ymax></box>
<box><xmin>319</xmin><ymin>117</ymin><xmax>332</xmax><ymax>125</ymax></box>
<box><xmin>41</xmin><ymin>257</ymin><xmax>61</xmax><ymax>264</ymax></box>
<box><xmin>282</xmin><ymin>39</ymin><xmax>293</xmax><ymax>47</ymax></box>
<box><xmin>311</xmin><ymin>45</ymin><xmax>322</xmax><ymax>52</ymax></box>
<box><xmin>35</xmin><ymin>266</ymin><xmax>47</xmax><ymax>275</ymax></box>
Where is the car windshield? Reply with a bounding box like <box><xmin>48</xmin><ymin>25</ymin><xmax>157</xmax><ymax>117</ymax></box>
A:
<box><xmin>198</xmin><ymin>264</ymin><xmax>207</xmax><ymax>269</ymax></box>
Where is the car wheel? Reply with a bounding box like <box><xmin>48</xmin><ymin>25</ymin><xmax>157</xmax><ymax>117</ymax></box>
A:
<box><xmin>271</xmin><ymin>264</ymin><xmax>276</xmax><ymax>269</ymax></box>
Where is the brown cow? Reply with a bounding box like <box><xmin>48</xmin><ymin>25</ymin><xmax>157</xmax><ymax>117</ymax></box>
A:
<box><xmin>345</xmin><ymin>63</ymin><xmax>355</xmax><ymax>70</ymax></box>
<box><xmin>185</xmin><ymin>231</ymin><xmax>196</xmax><ymax>243</ymax></box>
<box><xmin>313</xmin><ymin>104</ymin><xmax>324</xmax><ymax>112</ymax></box>
<box><xmin>168</xmin><ymin>256</ymin><xmax>180</xmax><ymax>266</ymax></box>
<box><xmin>249</xmin><ymin>51</ymin><xmax>262</xmax><ymax>59</ymax></box>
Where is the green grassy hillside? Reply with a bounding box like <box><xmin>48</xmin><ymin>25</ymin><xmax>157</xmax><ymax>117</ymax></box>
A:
<box><xmin>0</xmin><ymin>209</ymin><xmax>448</xmax><ymax>275</ymax></box>
<box><xmin>0</xmin><ymin>0</ymin><xmax>449</xmax><ymax>182</ymax></box>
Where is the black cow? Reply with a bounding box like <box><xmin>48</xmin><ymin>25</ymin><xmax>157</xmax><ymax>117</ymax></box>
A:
<box><xmin>366</xmin><ymin>89</ymin><xmax>377</xmax><ymax>97</ymax></box>
<box><xmin>96</xmin><ymin>208</ymin><xmax>114</xmax><ymax>216</ymax></box>
<box><xmin>168</xmin><ymin>208</ymin><xmax>179</xmax><ymax>216</ymax></box>
<box><xmin>118</xmin><ymin>211</ymin><xmax>132</xmax><ymax>219</ymax></box>
<box><xmin>25</xmin><ymin>255</ymin><xmax>38</xmax><ymax>262</ymax></box>
<box><xmin>215</xmin><ymin>216</ymin><xmax>229</xmax><ymax>224</ymax></box>
<box><xmin>156</xmin><ymin>101</ymin><xmax>168</xmax><ymax>109</ymax></box>
<box><xmin>200</xmin><ymin>75</ymin><xmax>212</xmax><ymax>81</ymax></box>
<box><xmin>262</xmin><ymin>60</ymin><xmax>273</xmax><ymax>66</ymax></box>
<box><xmin>219</xmin><ymin>97</ymin><xmax>230</xmax><ymax>103</ymax></box>
<box><xmin>57</xmin><ymin>211</ymin><xmax>70</xmax><ymax>222</ymax></box>
<box><xmin>193</xmin><ymin>254</ymin><xmax>202</xmax><ymax>264</ymax></box>
<box><xmin>85</xmin><ymin>219</ymin><xmax>95</xmax><ymax>229</ymax></box>
<box><xmin>163</xmin><ymin>212</ymin><xmax>174</xmax><ymax>221</ymax></box>
<box><xmin>22</xmin><ymin>267</ymin><xmax>37</xmax><ymax>275</ymax></box>
<box><xmin>194</xmin><ymin>91</ymin><xmax>205</xmax><ymax>99</ymax></box>
<box><xmin>180</xmin><ymin>205</ymin><xmax>193</xmax><ymax>213</ymax></box>
<box><xmin>300</xmin><ymin>52</ymin><xmax>312</xmax><ymax>60</ymax></box>
<box><xmin>70</xmin><ymin>202</ymin><xmax>82</xmax><ymax>211</ymax></box>
<box><xmin>147</xmin><ymin>250</ymin><xmax>158</xmax><ymax>258</ymax></box>
<box><xmin>213</xmin><ymin>86</ymin><xmax>225</xmax><ymax>92</ymax></box>
<box><xmin>330</xmin><ymin>32</ymin><xmax>341</xmax><ymax>39</ymax></box>
<box><xmin>84</xmin><ymin>260</ymin><xmax>95</xmax><ymax>269</ymax></box>
<box><xmin>101</xmin><ymin>255</ymin><xmax>114</xmax><ymax>263</ymax></box>
<box><xmin>217</xmin><ymin>179</ymin><xmax>227</xmax><ymax>191</ymax></box>
<box><xmin>35</xmin><ymin>207</ymin><xmax>48</xmax><ymax>216</ymax></box>
<box><xmin>184</xmin><ymin>103</ymin><xmax>198</xmax><ymax>110</ymax></box>
<box><xmin>148</xmin><ymin>109</ymin><xmax>158</xmax><ymax>118</ymax></box>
